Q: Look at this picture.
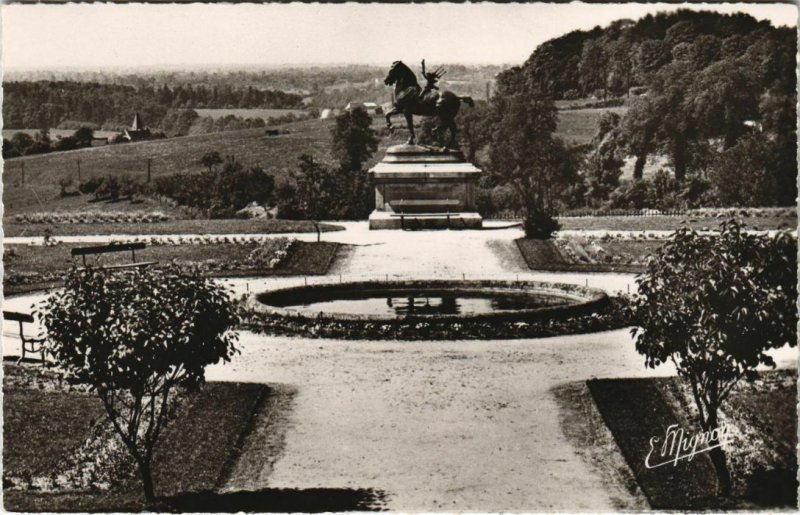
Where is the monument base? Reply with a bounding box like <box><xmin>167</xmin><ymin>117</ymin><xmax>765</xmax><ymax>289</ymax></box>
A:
<box><xmin>369</xmin><ymin>210</ymin><xmax>483</xmax><ymax>230</ymax></box>
<box><xmin>368</xmin><ymin>144</ymin><xmax>483</xmax><ymax>230</ymax></box>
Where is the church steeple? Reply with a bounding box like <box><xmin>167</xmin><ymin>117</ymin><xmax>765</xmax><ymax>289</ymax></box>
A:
<box><xmin>131</xmin><ymin>112</ymin><xmax>144</xmax><ymax>130</ymax></box>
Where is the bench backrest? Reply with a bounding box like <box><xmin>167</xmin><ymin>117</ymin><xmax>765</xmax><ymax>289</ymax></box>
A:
<box><xmin>4</xmin><ymin>311</ymin><xmax>34</xmax><ymax>323</ymax></box>
<box><xmin>71</xmin><ymin>242</ymin><xmax>146</xmax><ymax>257</ymax></box>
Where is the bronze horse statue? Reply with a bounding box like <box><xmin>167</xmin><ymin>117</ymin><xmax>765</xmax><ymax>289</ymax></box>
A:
<box><xmin>384</xmin><ymin>60</ymin><xmax>474</xmax><ymax>149</ymax></box>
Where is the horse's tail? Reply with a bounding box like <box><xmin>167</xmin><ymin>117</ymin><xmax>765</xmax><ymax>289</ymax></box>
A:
<box><xmin>460</xmin><ymin>96</ymin><xmax>474</xmax><ymax>107</ymax></box>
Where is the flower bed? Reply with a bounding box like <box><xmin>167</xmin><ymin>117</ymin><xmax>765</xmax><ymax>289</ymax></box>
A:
<box><xmin>241</xmin><ymin>280</ymin><xmax>632</xmax><ymax>340</ymax></box>
<box><xmin>13</xmin><ymin>211</ymin><xmax>171</xmax><ymax>224</ymax></box>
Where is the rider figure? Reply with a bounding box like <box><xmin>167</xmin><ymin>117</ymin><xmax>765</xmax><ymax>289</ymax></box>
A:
<box><xmin>420</xmin><ymin>59</ymin><xmax>442</xmax><ymax>101</ymax></box>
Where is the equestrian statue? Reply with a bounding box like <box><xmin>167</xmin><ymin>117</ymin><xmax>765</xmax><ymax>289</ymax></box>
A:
<box><xmin>384</xmin><ymin>59</ymin><xmax>474</xmax><ymax>149</ymax></box>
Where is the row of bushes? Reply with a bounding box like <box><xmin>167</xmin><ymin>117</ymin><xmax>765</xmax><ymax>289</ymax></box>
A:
<box><xmin>240</xmin><ymin>296</ymin><xmax>633</xmax><ymax>340</ymax></box>
<box><xmin>13</xmin><ymin>211</ymin><xmax>171</xmax><ymax>225</ymax></box>
<box><xmin>151</xmin><ymin>159</ymin><xmax>275</xmax><ymax>219</ymax></box>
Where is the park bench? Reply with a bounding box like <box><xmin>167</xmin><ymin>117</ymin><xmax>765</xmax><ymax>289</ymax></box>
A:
<box><xmin>3</xmin><ymin>311</ymin><xmax>47</xmax><ymax>364</ymax></box>
<box><xmin>71</xmin><ymin>242</ymin><xmax>157</xmax><ymax>270</ymax></box>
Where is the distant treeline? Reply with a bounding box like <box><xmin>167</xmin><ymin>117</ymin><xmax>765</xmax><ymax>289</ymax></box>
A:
<box><xmin>498</xmin><ymin>9</ymin><xmax>794</xmax><ymax>100</ymax></box>
<box><xmin>2</xmin><ymin>80</ymin><xmax>305</xmax><ymax>130</ymax></box>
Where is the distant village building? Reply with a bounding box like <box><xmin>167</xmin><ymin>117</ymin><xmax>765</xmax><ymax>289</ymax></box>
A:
<box><xmin>344</xmin><ymin>102</ymin><xmax>383</xmax><ymax>115</ymax></box>
<box><xmin>123</xmin><ymin>112</ymin><xmax>151</xmax><ymax>142</ymax></box>
<box><xmin>320</xmin><ymin>108</ymin><xmax>341</xmax><ymax>120</ymax></box>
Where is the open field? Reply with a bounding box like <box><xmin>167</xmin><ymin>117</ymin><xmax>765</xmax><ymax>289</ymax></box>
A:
<box><xmin>193</xmin><ymin>108</ymin><xmax>308</xmax><ymax>121</ymax></box>
<box><xmin>2</xmin><ymin>118</ymin><xmax>337</xmax><ymax>219</ymax></box>
<box><xmin>3</xmin><ymin>129</ymin><xmax>121</xmax><ymax>140</ymax></box>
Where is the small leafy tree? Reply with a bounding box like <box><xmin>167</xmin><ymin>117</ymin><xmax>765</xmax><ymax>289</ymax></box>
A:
<box><xmin>200</xmin><ymin>150</ymin><xmax>223</xmax><ymax>173</ymax></box>
<box><xmin>39</xmin><ymin>266</ymin><xmax>240</xmax><ymax>502</ymax></box>
<box><xmin>631</xmin><ymin>220</ymin><xmax>797</xmax><ymax>495</ymax></box>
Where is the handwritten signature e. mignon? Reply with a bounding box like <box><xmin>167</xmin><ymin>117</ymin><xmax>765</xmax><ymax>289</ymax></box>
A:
<box><xmin>645</xmin><ymin>423</ymin><xmax>730</xmax><ymax>469</ymax></box>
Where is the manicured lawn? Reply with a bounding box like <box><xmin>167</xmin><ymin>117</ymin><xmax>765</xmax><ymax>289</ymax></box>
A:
<box><xmin>3</xmin><ymin>363</ymin><xmax>273</xmax><ymax>512</ymax></box>
<box><xmin>4</xmin><ymin>218</ymin><xmax>343</xmax><ymax>237</ymax></box>
<box><xmin>587</xmin><ymin>371</ymin><xmax>797</xmax><ymax>510</ymax></box>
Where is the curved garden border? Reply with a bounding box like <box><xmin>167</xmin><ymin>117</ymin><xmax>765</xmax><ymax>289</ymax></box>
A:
<box><xmin>241</xmin><ymin>279</ymin><xmax>633</xmax><ymax>340</ymax></box>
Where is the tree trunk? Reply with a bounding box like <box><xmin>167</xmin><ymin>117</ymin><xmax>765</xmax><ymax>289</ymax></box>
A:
<box><xmin>705</xmin><ymin>411</ymin><xmax>732</xmax><ymax>497</ymax></box>
<box><xmin>673</xmin><ymin>137</ymin><xmax>687</xmax><ymax>182</ymax></box>
<box><xmin>138</xmin><ymin>459</ymin><xmax>156</xmax><ymax>503</ymax></box>
<box><xmin>633</xmin><ymin>152</ymin><xmax>647</xmax><ymax>180</ymax></box>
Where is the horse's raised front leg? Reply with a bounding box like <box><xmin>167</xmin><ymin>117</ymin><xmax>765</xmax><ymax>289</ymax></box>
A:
<box><xmin>405</xmin><ymin>112</ymin><xmax>416</xmax><ymax>145</ymax></box>
<box><xmin>385</xmin><ymin>107</ymin><xmax>399</xmax><ymax>132</ymax></box>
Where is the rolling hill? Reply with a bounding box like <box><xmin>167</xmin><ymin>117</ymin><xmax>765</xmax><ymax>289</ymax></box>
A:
<box><xmin>2</xmin><ymin>107</ymin><xmax>611</xmax><ymax>220</ymax></box>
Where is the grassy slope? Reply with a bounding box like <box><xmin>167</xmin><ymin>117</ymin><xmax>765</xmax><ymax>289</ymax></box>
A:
<box><xmin>3</xmin><ymin>118</ymin><xmax>337</xmax><ymax>218</ymax></box>
<box><xmin>2</xmin><ymin>106</ymin><xmax>611</xmax><ymax>219</ymax></box>
<box><xmin>555</xmin><ymin>106</ymin><xmax>628</xmax><ymax>145</ymax></box>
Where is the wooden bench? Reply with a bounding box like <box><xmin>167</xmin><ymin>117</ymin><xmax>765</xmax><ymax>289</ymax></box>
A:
<box><xmin>3</xmin><ymin>311</ymin><xmax>47</xmax><ymax>364</ymax></box>
<box><xmin>390</xmin><ymin>199</ymin><xmax>460</xmax><ymax>214</ymax></box>
<box><xmin>71</xmin><ymin>242</ymin><xmax>157</xmax><ymax>270</ymax></box>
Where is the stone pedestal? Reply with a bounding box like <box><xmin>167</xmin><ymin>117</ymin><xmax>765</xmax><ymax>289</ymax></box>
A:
<box><xmin>368</xmin><ymin>145</ymin><xmax>483</xmax><ymax>230</ymax></box>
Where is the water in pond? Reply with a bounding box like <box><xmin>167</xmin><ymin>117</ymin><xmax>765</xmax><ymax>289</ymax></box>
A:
<box><xmin>291</xmin><ymin>292</ymin><xmax>570</xmax><ymax>316</ymax></box>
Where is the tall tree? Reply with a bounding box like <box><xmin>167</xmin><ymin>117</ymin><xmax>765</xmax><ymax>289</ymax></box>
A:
<box><xmin>331</xmin><ymin>107</ymin><xmax>378</xmax><ymax>173</ymax></box>
<box><xmin>487</xmin><ymin>94</ymin><xmax>577</xmax><ymax>238</ymax></box>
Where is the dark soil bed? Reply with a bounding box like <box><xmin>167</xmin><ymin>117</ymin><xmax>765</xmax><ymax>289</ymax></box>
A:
<box><xmin>516</xmin><ymin>239</ymin><xmax>646</xmax><ymax>273</ymax></box>
<box><xmin>3</xmin><ymin>241</ymin><xmax>340</xmax><ymax>296</ymax></box>
<box><xmin>587</xmin><ymin>371</ymin><xmax>797</xmax><ymax>510</ymax></box>
<box><xmin>3</xmin><ymin>363</ymin><xmax>273</xmax><ymax>512</ymax></box>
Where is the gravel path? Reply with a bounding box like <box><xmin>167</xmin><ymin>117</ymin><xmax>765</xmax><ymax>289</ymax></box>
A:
<box><xmin>4</xmin><ymin>222</ymin><xmax>796</xmax><ymax>511</ymax></box>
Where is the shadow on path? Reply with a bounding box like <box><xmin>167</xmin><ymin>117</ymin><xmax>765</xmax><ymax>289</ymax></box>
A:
<box><xmin>155</xmin><ymin>487</ymin><xmax>389</xmax><ymax>512</ymax></box>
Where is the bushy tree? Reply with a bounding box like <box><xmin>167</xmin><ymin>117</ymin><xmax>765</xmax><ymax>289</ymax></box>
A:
<box><xmin>487</xmin><ymin>94</ymin><xmax>576</xmax><ymax>238</ymax></box>
<box><xmin>631</xmin><ymin>221</ymin><xmax>797</xmax><ymax>495</ymax></box>
<box><xmin>73</xmin><ymin>126</ymin><xmax>95</xmax><ymax>147</ymax></box>
<box><xmin>331</xmin><ymin>107</ymin><xmax>378</xmax><ymax>173</ymax></box>
<box><xmin>709</xmin><ymin>133</ymin><xmax>776</xmax><ymax>206</ymax></box>
<box><xmin>583</xmin><ymin>112</ymin><xmax>624</xmax><ymax>205</ymax></box>
<box><xmin>39</xmin><ymin>266</ymin><xmax>240</xmax><ymax>502</ymax></box>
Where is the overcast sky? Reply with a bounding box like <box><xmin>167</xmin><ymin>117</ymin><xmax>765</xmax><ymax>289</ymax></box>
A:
<box><xmin>2</xmin><ymin>3</ymin><xmax>796</xmax><ymax>69</ymax></box>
